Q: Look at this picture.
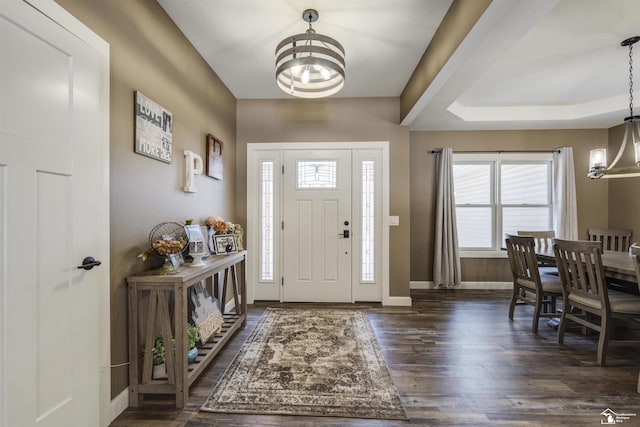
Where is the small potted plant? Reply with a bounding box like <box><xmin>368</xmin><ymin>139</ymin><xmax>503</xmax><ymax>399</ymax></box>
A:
<box><xmin>187</xmin><ymin>323</ymin><xmax>200</xmax><ymax>364</ymax></box>
<box><xmin>151</xmin><ymin>336</ymin><xmax>167</xmax><ymax>379</ymax></box>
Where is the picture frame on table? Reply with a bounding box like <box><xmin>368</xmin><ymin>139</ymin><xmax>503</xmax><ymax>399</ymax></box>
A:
<box><xmin>168</xmin><ymin>252</ymin><xmax>184</xmax><ymax>269</ymax></box>
<box><xmin>213</xmin><ymin>234</ymin><xmax>237</xmax><ymax>254</ymax></box>
<box><xmin>189</xmin><ymin>280</ymin><xmax>224</xmax><ymax>344</ymax></box>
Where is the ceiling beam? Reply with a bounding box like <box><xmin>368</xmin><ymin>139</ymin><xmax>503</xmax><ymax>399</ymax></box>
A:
<box><xmin>400</xmin><ymin>0</ymin><xmax>492</xmax><ymax>124</ymax></box>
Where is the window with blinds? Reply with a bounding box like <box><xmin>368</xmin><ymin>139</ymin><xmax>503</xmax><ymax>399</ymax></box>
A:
<box><xmin>453</xmin><ymin>153</ymin><xmax>553</xmax><ymax>253</ymax></box>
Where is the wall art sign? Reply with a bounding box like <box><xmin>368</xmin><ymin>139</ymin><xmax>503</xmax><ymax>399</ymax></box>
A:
<box><xmin>206</xmin><ymin>133</ymin><xmax>224</xmax><ymax>180</ymax></box>
<box><xmin>134</xmin><ymin>91</ymin><xmax>172</xmax><ymax>163</ymax></box>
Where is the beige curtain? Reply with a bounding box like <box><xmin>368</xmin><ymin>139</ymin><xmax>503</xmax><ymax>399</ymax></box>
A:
<box><xmin>553</xmin><ymin>147</ymin><xmax>578</xmax><ymax>240</ymax></box>
<box><xmin>433</xmin><ymin>148</ymin><xmax>461</xmax><ymax>288</ymax></box>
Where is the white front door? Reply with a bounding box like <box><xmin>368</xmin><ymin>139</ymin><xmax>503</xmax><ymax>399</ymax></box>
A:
<box><xmin>0</xmin><ymin>1</ymin><xmax>109</xmax><ymax>426</ymax></box>
<box><xmin>282</xmin><ymin>150</ymin><xmax>352</xmax><ymax>302</ymax></box>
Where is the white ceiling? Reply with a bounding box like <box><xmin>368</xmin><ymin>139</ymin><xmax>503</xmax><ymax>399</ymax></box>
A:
<box><xmin>157</xmin><ymin>0</ymin><xmax>640</xmax><ymax>131</ymax></box>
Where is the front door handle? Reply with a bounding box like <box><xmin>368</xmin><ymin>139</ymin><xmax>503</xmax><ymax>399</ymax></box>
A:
<box><xmin>77</xmin><ymin>256</ymin><xmax>102</xmax><ymax>270</ymax></box>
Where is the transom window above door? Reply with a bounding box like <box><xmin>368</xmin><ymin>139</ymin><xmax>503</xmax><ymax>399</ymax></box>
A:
<box><xmin>297</xmin><ymin>160</ymin><xmax>337</xmax><ymax>188</ymax></box>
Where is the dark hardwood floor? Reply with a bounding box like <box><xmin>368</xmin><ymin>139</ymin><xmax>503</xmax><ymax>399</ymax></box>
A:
<box><xmin>111</xmin><ymin>290</ymin><xmax>640</xmax><ymax>426</ymax></box>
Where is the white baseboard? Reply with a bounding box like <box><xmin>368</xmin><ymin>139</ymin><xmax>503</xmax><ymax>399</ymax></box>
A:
<box><xmin>225</xmin><ymin>297</ymin><xmax>238</xmax><ymax>313</ymax></box>
<box><xmin>382</xmin><ymin>296</ymin><xmax>412</xmax><ymax>306</ymax></box>
<box><xmin>410</xmin><ymin>280</ymin><xmax>434</xmax><ymax>289</ymax></box>
<box><xmin>110</xmin><ymin>387</ymin><xmax>129</xmax><ymax>423</ymax></box>
<box><xmin>410</xmin><ymin>280</ymin><xmax>511</xmax><ymax>290</ymax></box>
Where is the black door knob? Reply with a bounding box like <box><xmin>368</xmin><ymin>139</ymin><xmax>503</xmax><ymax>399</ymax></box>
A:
<box><xmin>77</xmin><ymin>256</ymin><xmax>102</xmax><ymax>270</ymax></box>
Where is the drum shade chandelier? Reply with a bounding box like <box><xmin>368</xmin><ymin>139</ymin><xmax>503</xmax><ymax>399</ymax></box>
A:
<box><xmin>589</xmin><ymin>36</ymin><xmax>640</xmax><ymax>178</ymax></box>
<box><xmin>275</xmin><ymin>9</ymin><xmax>345</xmax><ymax>98</ymax></box>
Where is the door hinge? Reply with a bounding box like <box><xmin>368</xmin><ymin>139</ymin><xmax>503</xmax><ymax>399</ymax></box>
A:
<box><xmin>282</xmin><ymin>221</ymin><xmax>284</xmax><ymax>230</ymax></box>
<box><xmin>281</xmin><ymin>277</ymin><xmax>284</xmax><ymax>286</ymax></box>
<box><xmin>282</xmin><ymin>165</ymin><xmax>284</xmax><ymax>174</ymax></box>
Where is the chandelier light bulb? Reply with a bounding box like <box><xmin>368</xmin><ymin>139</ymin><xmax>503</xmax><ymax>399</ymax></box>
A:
<box><xmin>589</xmin><ymin>148</ymin><xmax>606</xmax><ymax>170</ymax></box>
<box><xmin>314</xmin><ymin>65</ymin><xmax>330</xmax><ymax>80</ymax></box>
<box><xmin>301</xmin><ymin>68</ymin><xmax>310</xmax><ymax>84</ymax></box>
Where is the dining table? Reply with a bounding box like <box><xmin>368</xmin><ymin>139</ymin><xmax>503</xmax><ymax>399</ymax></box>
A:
<box><xmin>535</xmin><ymin>248</ymin><xmax>640</xmax><ymax>295</ymax></box>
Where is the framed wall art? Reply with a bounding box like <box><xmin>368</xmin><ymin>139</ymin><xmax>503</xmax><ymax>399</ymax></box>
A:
<box><xmin>134</xmin><ymin>91</ymin><xmax>172</xmax><ymax>163</ymax></box>
<box><xmin>206</xmin><ymin>133</ymin><xmax>224</xmax><ymax>180</ymax></box>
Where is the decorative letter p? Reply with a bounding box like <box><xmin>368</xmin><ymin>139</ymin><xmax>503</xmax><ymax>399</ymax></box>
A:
<box><xmin>184</xmin><ymin>150</ymin><xmax>203</xmax><ymax>193</ymax></box>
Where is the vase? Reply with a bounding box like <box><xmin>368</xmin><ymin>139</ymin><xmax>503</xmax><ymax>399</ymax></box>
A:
<box><xmin>156</xmin><ymin>256</ymin><xmax>179</xmax><ymax>275</ymax></box>
<box><xmin>152</xmin><ymin>362</ymin><xmax>167</xmax><ymax>379</ymax></box>
<box><xmin>187</xmin><ymin>346</ymin><xmax>198</xmax><ymax>364</ymax></box>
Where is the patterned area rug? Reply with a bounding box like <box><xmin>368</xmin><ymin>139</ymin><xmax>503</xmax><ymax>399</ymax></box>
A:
<box><xmin>201</xmin><ymin>308</ymin><xmax>407</xmax><ymax>420</ymax></box>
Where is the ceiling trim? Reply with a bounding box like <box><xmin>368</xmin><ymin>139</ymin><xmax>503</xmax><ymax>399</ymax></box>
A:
<box><xmin>448</xmin><ymin>93</ymin><xmax>632</xmax><ymax>122</ymax></box>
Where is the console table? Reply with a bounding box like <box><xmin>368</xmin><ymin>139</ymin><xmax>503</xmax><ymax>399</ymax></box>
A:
<box><xmin>127</xmin><ymin>251</ymin><xmax>247</xmax><ymax>408</ymax></box>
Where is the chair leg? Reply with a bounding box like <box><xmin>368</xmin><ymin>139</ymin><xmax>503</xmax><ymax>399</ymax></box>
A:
<box><xmin>532</xmin><ymin>292</ymin><xmax>542</xmax><ymax>334</ymax></box>
<box><xmin>508</xmin><ymin>286</ymin><xmax>519</xmax><ymax>320</ymax></box>
<box><xmin>557</xmin><ymin>309</ymin><xmax>568</xmax><ymax>344</ymax></box>
<box><xmin>597</xmin><ymin>314</ymin><xmax>611</xmax><ymax>367</ymax></box>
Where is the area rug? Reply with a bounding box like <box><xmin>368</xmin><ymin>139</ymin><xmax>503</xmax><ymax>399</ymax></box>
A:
<box><xmin>201</xmin><ymin>308</ymin><xmax>407</xmax><ymax>420</ymax></box>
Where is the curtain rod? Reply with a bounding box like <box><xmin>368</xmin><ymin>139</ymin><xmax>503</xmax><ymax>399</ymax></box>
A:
<box><xmin>430</xmin><ymin>149</ymin><xmax>560</xmax><ymax>154</ymax></box>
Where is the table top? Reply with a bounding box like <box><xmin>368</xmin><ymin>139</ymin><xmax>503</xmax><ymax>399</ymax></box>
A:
<box><xmin>127</xmin><ymin>251</ymin><xmax>247</xmax><ymax>285</ymax></box>
<box><xmin>536</xmin><ymin>248</ymin><xmax>637</xmax><ymax>284</ymax></box>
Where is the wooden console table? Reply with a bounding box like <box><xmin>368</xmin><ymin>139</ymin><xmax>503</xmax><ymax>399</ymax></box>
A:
<box><xmin>127</xmin><ymin>251</ymin><xmax>247</xmax><ymax>408</ymax></box>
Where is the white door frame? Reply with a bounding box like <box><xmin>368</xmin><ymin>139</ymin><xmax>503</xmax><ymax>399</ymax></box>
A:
<box><xmin>246</xmin><ymin>141</ymin><xmax>391</xmax><ymax>305</ymax></box>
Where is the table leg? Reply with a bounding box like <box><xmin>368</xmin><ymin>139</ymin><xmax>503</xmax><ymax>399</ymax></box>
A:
<box><xmin>128</xmin><ymin>284</ymin><xmax>140</xmax><ymax>407</ymax></box>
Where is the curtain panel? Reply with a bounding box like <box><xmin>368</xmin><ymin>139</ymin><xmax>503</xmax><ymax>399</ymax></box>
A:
<box><xmin>433</xmin><ymin>148</ymin><xmax>461</xmax><ymax>288</ymax></box>
<box><xmin>553</xmin><ymin>147</ymin><xmax>578</xmax><ymax>240</ymax></box>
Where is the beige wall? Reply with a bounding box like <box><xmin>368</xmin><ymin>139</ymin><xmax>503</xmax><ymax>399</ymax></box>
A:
<box><xmin>608</xmin><ymin>123</ymin><xmax>640</xmax><ymax>242</ymax></box>
<box><xmin>55</xmin><ymin>0</ymin><xmax>237</xmax><ymax>398</ymax></box>
<box><xmin>409</xmin><ymin>129</ymin><xmax>610</xmax><ymax>282</ymax></box>
<box><xmin>236</xmin><ymin>98</ymin><xmax>411</xmax><ymax>297</ymax></box>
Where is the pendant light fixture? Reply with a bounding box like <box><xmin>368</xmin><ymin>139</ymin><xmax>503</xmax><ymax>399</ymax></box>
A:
<box><xmin>275</xmin><ymin>9</ymin><xmax>345</xmax><ymax>98</ymax></box>
<box><xmin>588</xmin><ymin>36</ymin><xmax>640</xmax><ymax>178</ymax></box>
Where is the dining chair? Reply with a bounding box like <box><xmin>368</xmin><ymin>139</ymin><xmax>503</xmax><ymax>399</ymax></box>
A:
<box><xmin>587</xmin><ymin>228</ymin><xmax>633</xmax><ymax>252</ymax></box>
<box><xmin>517</xmin><ymin>230</ymin><xmax>557</xmax><ymax>273</ymax></box>
<box><xmin>505</xmin><ymin>234</ymin><xmax>563</xmax><ymax>333</ymax></box>
<box><xmin>553</xmin><ymin>238</ymin><xmax>640</xmax><ymax>366</ymax></box>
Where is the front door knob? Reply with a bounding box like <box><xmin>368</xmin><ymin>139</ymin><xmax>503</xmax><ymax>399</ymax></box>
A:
<box><xmin>77</xmin><ymin>256</ymin><xmax>102</xmax><ymax>270</ymax></box>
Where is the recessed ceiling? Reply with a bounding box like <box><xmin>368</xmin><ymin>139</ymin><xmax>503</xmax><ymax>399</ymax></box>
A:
<box><xmin>157</xmin><ymin>0</ymin><xmax>640</xmax><ymax>131</ymax></box>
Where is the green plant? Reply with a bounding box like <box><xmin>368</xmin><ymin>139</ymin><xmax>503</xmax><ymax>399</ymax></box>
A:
<box><xmin>150</xmin><ymin>325</ymin><xmax>198</xmax><ymax>365</ymax></box>
<box><xmin>152</xmin><ymin>336</ymin><xmax>165</xmax><ymax>365</ymax></box>
<box><xmin>187</xmin><ymin>323</ymin><xmax>200</xmax><ymax>350</ymax></box>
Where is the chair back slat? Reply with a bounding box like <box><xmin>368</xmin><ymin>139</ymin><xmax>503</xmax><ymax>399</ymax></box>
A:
<box><xmin>630</xmin><ymin>244</ymin><xmax>640</xmax><ymax>287</ymax></box>
<box><xmin>517</xmin><ymin>230</ymin><xmax>555</xmax><ymax>251</ymax></box>
<box><xmin>587</xmin><ymin>228</ymin><xmax>632</xmax><ymax>252</ymax></box>
<box><xmin>553</xmin><ymin>239</ymin><xmax>609</xmax><ymax>308</ymax></box>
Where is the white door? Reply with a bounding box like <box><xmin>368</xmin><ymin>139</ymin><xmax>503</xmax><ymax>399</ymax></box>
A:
<box><xmin>0</xmin><ymin>1</ymin><xmax>109</xmax><ymax>426</ymax></box>
<box><xmin>282</xmin><ymin>150</ymin><xmax>352</xmax><ymax>302</ymax></box>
